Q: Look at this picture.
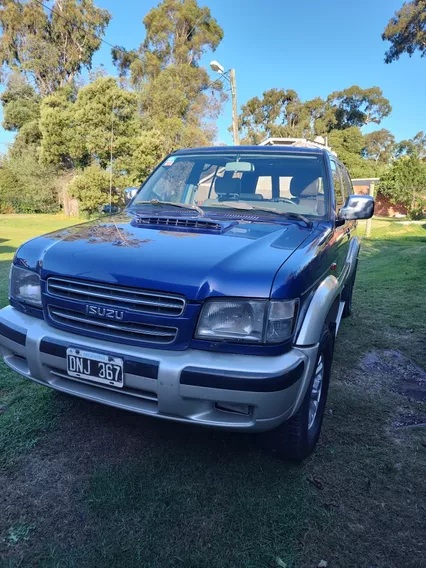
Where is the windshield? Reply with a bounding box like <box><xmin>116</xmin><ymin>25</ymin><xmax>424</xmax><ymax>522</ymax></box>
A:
<box><xmin>132</xmin><ymin>152</ymin><xmax>328</xmax><ymax>218</ymax></box>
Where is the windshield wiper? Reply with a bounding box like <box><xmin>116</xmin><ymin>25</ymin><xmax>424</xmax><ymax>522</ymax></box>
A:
<box><xmin>132</xmin><ymin>199</ymin><xmax>204</xmax><ymax>216</ymax></box>
<box><xmin>206</xmin><ymin>202</ymin><xmax>312</xmax><ymax>227</ymax></box>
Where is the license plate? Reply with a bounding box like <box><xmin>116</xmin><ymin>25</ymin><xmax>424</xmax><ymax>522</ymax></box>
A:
<box><xmin>66</xmin><ymin>348</ymin><xmax>124</xmax><ymax>388</ymax></box>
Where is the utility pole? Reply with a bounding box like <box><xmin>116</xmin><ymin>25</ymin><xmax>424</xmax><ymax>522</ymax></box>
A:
<box><xmin>229</xmin><ymin>68</ymin><xmax>240</xmax><ymax>146</ymax></box>
<box><xmin>210</xmin><ymin>60</ymin><xmax>240</xmax><ymax>146</ymax></box>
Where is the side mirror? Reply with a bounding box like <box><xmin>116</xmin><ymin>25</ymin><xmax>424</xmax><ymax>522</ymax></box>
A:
<box><xmin>102</xmin><ymin>204</ymin><xmax>120</xmax><ymax>215</ymax></box>
<box><xmin>338</xmin><ymin>194</ymin><xmax>375</xmax><ymax>221</ymax></box>
<box><xmin>124</xmin><ymin>187</ymin><xmax>138</xmax><ymax>205</ymax></box>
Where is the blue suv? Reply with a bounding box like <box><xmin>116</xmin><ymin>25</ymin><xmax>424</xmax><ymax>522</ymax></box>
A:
<box><xmin>0</xmin><ymin>145</ymin><xmax>374</xmax><ymax>460</ymax></box>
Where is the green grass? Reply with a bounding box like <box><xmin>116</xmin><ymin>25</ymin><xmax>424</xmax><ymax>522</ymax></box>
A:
<box><xmin>0</xmin><ymin>214</ymin><xmax>79</xmax><ymax>468</ymax></box>
<box><xmin>0</xmin><ymin>215</ymin><xmax>425</xmax><ymax>568</ymax></box>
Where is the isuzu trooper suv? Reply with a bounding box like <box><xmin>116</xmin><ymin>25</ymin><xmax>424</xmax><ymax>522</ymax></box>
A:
<box><xmin>0</xmin><ymin>144</ymin><xmax>374</xmax><ymax>460</ymax></box>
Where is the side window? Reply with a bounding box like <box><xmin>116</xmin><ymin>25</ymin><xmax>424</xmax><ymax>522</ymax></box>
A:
<box><xmin>338</xmin><ymin>164</ymin><xmax>352</xmax><ymax>203</ymax></box>
<box><xmin>330</xmin><ymin>159</ymin><xmax>345</xmax><ymax>211</ymax></box>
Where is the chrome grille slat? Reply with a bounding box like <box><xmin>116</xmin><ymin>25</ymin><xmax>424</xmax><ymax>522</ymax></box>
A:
<box><xmin>47</xmin><ymin>277</ymin><xmax>185</xmax><ymax>316</ymax></box>
<box><xmin>48</xmin><ymin>307</ymin><xmax>177</xmax><ymax>344</ymax></box>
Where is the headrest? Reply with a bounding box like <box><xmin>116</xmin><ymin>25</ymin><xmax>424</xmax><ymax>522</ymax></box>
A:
<box><xmin>290</xmin><ymin>176</ymin><xmax>319</xmax><ymax>198</ymax></box>
<box><xmin>215</xmin><ymin>175</ymin><xmax>241</xmax><ymax>195</ymax></box>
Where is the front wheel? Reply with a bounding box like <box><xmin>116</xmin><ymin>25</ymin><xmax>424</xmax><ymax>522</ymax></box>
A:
<box><xmin>256</xmin><ymin>326</ymin><xmax>334</xmax><ymax>462</ymax></box>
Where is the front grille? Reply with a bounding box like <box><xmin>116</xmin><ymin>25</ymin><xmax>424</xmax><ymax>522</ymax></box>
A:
<box><xmin>48</xmin><ymin>307</ymin><xmax>178</xmax><ymax>344</ymax></box>
<box><xmin>47</xmin><ymin>277</ymin><xmax>185</xmax><ymax>317</ymax></box>
<box><xmin>134</xmin><ymin>216</ymin><xmax>222</xmax><ymax>230</ymax></box>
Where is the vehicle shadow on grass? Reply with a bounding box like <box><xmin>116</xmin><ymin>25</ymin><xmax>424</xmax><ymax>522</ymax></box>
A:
<box><xmin>0</xmin><ymin>238</ymin><xmax>16</xmax><ymax>255</ymax></box>
<box><xmin>0</xmin><ymin>390</ymin><xmax>315</xmax><ymax>568</ymax></box>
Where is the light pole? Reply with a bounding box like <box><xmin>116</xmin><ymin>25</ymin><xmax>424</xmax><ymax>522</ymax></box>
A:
<box><xmin>210</xmin><ymin>60</ymin><xmax>240</xmax><ymax>146</ymax></box>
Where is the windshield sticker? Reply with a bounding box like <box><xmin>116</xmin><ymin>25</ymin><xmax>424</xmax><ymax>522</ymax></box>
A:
<box><xmin>163</xmin><ymin>157</ymin><xmax>176</xmax><ymax>167</ymax></box>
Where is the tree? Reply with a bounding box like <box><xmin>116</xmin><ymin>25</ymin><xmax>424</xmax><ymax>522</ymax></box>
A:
<box><xmin>112</xmin><ymin>0</ymin><xmax>225</xmax><ymax>152</ymax></box>
<box><xmin>39</xmin><ymin>77</ymin><xmax>165</xmax><ymax>193</ymax></box>
<box><xmin>112</xmin><ymin>0</ymin><xmax>223</xmax><ymax>79</ymax></box>
<box><xmin>379</xmin><ymin>155</ymin><xmax>426</xmax><ymax>219</ymax></box>
<box><xmin>362</xmin><ymin>129</ymin><xmax>396</xmax><ymax>163</ymax></box>
<box><xmin>1</xmin><ymin>72</ymin><xmax>40</xmax><ymax>130</ymax></box>
<box><xmin>238</xmin><ymin>89</ymin><xmax>335</xmax><ymax>144</ymax></box>
<box><xmin>39</xmin><ymin>85</ymin><xmax>76</xmax><ymax>167</ymax></box>
<box><xmin>238</xmin><ymin>85</ymin><xmax>391</xmax><ymax>144</ymax></box>
<box><xmin>327</xmin><ymin>86</ymin><xmax>392</xmax><ymax>129</ymax></box>
<box><xmin>382</xmin><ymin>0</ymin><xmax>426</xmax><ymax>63</ymax></box>
<box><xmin>328</xmin><ymin>126</ymin><xmax>377</xmax><ymax>178</ymax></box>
<box><xmin>396</xmin><ymin>131</ymin><xmax>426</xmax><ymax>159</ymax></box>
<box><xmin>0</xmin><ymin>0</ymin><xmax>111</xmax><ymax>96</ymax></box>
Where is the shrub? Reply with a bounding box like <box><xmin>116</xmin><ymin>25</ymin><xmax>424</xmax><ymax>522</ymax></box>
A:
<box><xmin>0</xmin><ymin>148</ymin><xmax>59</xmax><ymax>213</ymax></box>
<box><xmin>69</xmin><ymin>164</ymin><xmax>119</xmax><ymax>216</ymax></box>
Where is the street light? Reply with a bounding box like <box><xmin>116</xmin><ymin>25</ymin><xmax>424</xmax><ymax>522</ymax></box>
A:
<box><xmin>210</xmin><ymin>60</ymin><xmax>240</xmax><ymax>145</ymax></box>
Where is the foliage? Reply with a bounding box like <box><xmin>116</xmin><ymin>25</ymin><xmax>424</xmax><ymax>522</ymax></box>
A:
<box><xmin>113</xmin><ymin>0</ymin><xmax>223</xmax><ymax>77</ymax></box>
<box><xmin>0</xmin><ymin>146</ymin><xmax>59</xmax><ymax>213</ymax></box>
<box><xmin>69</xmin><ymin>164</ymin><xmax>115</xmax><ymax>216</ymax></box>
<box><xmin>1</xmin><ymin>72</ymin><xmax>40</xmax><ymax>131</ymax></box>
<box><xmin>379</xmin><ymin>155</ymin><xmax>426</xmax><ymax>218</ymax></box>
<box><xmin>0</xmin><ymin>0</ymin><xmax>111</xmax><ymax>96</ymax></box>
<box><xmin>115</xmin><ymin>130</ymin><xmax>166</xmax><ymax>187</ymax></box>
<box><xmin>40</xmin><ymin>77</ymin><xmax>164</xmax><ymax>184</ymax></box>
<box><xmin>327</xmin><ymin>86</ymin><xmax>392</xmax><ymax>129</ymax></box>
<box><xmin>39</xmin><ymin>85</ymin><xmax>75</xmax><ymax>167</ymax></box>
<box><xmin>112</xmin><ymin>0</ymin><xmax>225</xmax><ymax>152</ymax></box>
<box><xmin>238</xmin><ymin>85</ymin><xmax>391</xmax><ymax>146</ymax></box>
<box><xmin>362</xmin><ymin>129</ymin><xmax>395</xmax><ymax>163</ymax></box>
<box><xmin>239</xmin><ymin>89</ymin><xmax>331</xmax><ymax>144</ymax></box>
<box><xmin>382</xmin><ymin>0</ymin><xmax>426</xmax><ymax>63</ymax></box>
<box><xmin>70</xmin><ymin>77</ymin><xmax>140</xmax><ymax>167</ymax></box>
<box><xmin>396</xmin><ymin>131</ymin><xmax>426</xmax><ymax>159</ymax></box>
<box><xmin>328</xmin><ymin>127</ymin><xmax>376</xmax><ymax>178</ymax></box>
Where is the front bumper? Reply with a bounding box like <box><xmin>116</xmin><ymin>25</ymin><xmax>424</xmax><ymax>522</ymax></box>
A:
<box><xmin>0</xmin><ymin>306</ymin><xmax>319</xmax><ymax>432</ymax></box>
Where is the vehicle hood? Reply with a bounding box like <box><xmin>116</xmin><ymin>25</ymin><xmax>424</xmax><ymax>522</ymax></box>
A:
<box><xmin>15</xmin><ymin>212</ymin><xmax>313</xmax><ymax>300</ymax></box>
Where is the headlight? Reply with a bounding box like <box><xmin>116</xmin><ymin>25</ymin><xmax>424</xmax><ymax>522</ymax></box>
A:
<box><xmin>195</xmin><ymin>299</ymin><xmax>298</xmax><ymax>344</ymax></box>
<box><xmin>9</xmin><ymin>265</ymin><xmax>42</xmax><ymax>308</ymax></box>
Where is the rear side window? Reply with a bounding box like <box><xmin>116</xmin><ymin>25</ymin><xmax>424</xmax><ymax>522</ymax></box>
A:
<box><xmin>330</xmin><ymin>159</ymin><xmax>345</xmax><ymax>211</ymax></box>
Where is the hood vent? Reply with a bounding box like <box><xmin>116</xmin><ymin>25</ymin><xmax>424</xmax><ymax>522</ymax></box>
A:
<box><xmin>132</xmin><ymin>216</ymin><xmax>234</xmax><ymax>233</ymax></box>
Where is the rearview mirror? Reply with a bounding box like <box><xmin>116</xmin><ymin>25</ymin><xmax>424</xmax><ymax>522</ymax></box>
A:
<box><xmin>225</xmin><ymin>161</ymin><xmax>254</xmax><ymax>173</ymax></box>
<box><xmin>338</xmin><ymin>195</ymin><xmax>374</xmax><ymax>221</ymax></box>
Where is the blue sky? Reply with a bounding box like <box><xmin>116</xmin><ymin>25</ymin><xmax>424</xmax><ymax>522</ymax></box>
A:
<box><xmin>1</xmin><ymin>0</ymin><xmax>425</xmax><ymax>150</ymax></box>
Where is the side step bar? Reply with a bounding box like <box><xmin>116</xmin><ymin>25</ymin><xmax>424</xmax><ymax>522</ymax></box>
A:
<box><xmin>335</xmin><ymin>302</ymin><xmax>345</xmax><ymax>335</ymax></box>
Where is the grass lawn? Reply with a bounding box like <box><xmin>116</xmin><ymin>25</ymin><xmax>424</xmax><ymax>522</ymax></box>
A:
<box><xmin>0</xmin><ymin>214</ymin><xmax>425</xmax><ymax>568</ymax></box>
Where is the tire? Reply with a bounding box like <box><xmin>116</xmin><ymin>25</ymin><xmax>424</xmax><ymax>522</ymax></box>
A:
<box><xmin>256</xmin><ymin>326</ymin><xmax>334</xmax><ymax>462</ymax></box>
<box><xmin>342</xmin><ymin>261</ymin><xmax>358</xmax><ymax>318</ymax></box>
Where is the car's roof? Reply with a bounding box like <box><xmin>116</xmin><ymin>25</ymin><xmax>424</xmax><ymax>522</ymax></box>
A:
<box><xmin>172</xmin><ymin>145</ymin><xmax>328</xmax><ymax>156</ymax></box>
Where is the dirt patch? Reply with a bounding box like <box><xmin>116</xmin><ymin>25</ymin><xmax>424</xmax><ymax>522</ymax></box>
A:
<box><xmin>361</xmin><ymin>350</ymin><xmax>426</xmax><ymax>402</ymax></box>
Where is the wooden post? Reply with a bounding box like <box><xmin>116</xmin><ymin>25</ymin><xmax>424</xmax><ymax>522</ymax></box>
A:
<box><xmin>365</xmin><ymin>181</ymin><xmax>375</xmax><ymax>238</ymax></box>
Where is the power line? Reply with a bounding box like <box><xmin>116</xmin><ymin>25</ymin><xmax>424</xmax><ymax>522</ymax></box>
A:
<box><xmin>32</xmin><ymin>0</ymin><xmax>224</xmax><ymax>93</ymax></box>
<box><xmin>33</xmin><ymin>0</ymin><xmax>123</xmax><ymax>54</ymax></box>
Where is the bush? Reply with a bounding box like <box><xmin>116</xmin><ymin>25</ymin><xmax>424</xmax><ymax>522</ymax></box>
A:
<box><xmin>408</xmin><ymin>199</ymin><xmax>426</xmax><ymax>220</ymax></box>
<box><xmin>69</xmin><ymin>164</ymin><xmax>119</xmax><ymax>216</ymax></box>
<box><xmin>0</xmin><ymin>148</ymin><xmax>59</xmax><ymax>213</ymax></box>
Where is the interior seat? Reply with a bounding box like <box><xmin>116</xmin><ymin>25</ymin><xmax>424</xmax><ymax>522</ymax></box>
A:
<box><xmin>289</xmin><ymin>176</ymin><xmax>323</xmax><ymax>215</ymax></box>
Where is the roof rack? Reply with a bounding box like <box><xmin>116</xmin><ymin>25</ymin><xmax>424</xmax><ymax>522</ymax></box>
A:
<box><xmin>259</xmin><ymin>136</ymin><xmax>336</xmax><ymax>155</ymax></box>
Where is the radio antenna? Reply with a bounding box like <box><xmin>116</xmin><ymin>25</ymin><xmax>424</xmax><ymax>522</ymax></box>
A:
<box><xmin>109</xmin><ymin>96</ymin><xmax>115</xmax><ymax>212</ymax></box>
